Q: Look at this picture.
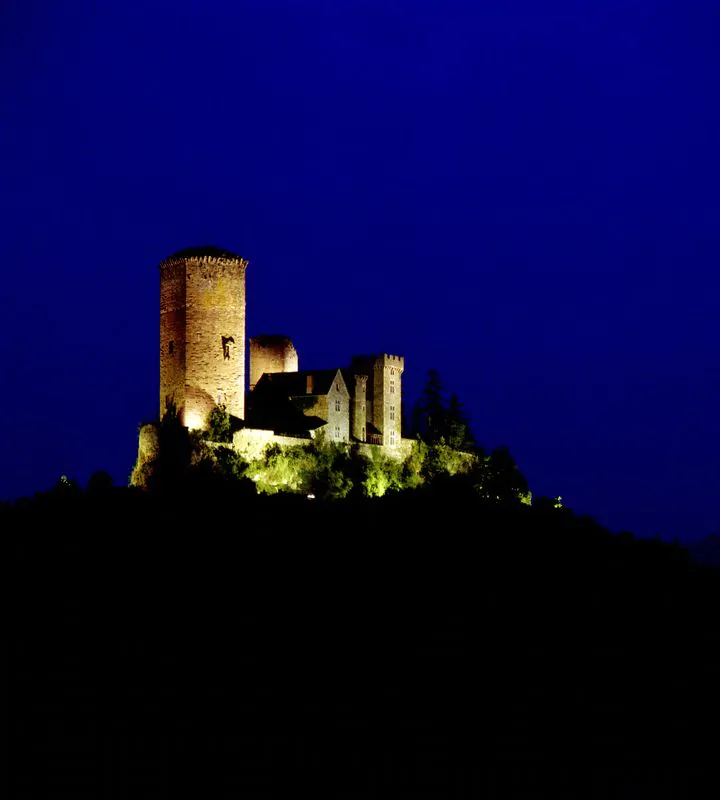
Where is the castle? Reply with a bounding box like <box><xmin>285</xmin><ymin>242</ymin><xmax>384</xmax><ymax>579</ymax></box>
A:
<box><xmin>158</xmin><ymin>246</ymin><xmax>408</xmax><ymax>457</ymax></box>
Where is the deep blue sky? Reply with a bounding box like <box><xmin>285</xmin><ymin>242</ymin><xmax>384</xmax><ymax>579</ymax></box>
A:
<box><xmin>1</xmin><ymin>1</ymin><xmax>718</xmax><ymax>541</ymax></box>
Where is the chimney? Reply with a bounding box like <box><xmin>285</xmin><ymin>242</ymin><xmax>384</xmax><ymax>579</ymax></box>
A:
<box><xmin>306</xmin><ymin>374</ymin><xmax>314</xmax><ymax>394</ymax></box>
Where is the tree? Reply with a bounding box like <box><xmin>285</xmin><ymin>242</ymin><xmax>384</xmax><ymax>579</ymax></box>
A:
<box><xmin>445</xmin><ymin>392</ymin><xmax>476</xmax><ymax>452</ymax></box>
<box><xmin>474</xmin><ymin>446</ymin><xmax>530</xmax><ymax>504</ymax></box>
<box><xmin>206</xmin><ymin>404</ymin><xmax>233</xmax><ymax>443</ymax></box>
<box><xmin>87</xmin><ymin>470</ymin><xmax>113</xmax><ymax>493</ymax></box>
<box><xmin>410</xmin><ymin>368</ymin><xmax>448</xmax><ymax>444</ymax></box>
<box><xmin>146</xmin><ymin>401</ymin><xmax>193</xmax><ymax>492</ymax></box>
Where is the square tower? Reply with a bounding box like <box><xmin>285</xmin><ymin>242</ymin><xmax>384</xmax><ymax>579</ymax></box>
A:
<box><xmin>350</xmin><ymin>354</ymin><xmax>404</xmax><ymax>447</ymax></box>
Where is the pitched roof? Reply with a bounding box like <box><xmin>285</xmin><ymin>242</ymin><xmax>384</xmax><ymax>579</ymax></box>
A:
<box><xmin>250</xmin><ymin>412</ymin><xmax>327</xmax><ymax>437</ymax></box>
<box><xmin>255</xmin><ymin>369</ymin><xmax>346</xmax><ymax>398</ymax></box>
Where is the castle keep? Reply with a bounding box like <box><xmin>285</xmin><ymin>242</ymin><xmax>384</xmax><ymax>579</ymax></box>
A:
<box><xmin>160</xmin><ymin>247</ymin><xmax>248</xmax><ymax>428</ymax></box>
<box><xmin>158</xmin><ymin>245</ymin><xmax>405</xmax><ymax>452</ymax></box>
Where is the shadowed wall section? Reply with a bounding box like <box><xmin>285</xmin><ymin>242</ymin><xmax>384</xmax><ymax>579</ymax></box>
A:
<box><xmin>159</xmin><ymin>246</ymin><xmax>248</xmax><ymax>428</ymax></box>
<box><xmin>249</xmin><ymin>334</ymin><xmax>299</xmax><ymax>391</ymax></box>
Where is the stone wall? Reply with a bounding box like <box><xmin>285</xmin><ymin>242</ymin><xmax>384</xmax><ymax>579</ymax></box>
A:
<box><xmin>159</xmin><ymin>261</ymin><xmax>186</xmax><ymax>418</ymax></box>
<box><xmin>233</xmin><ymin>428</ymin><xmax>322</xmax><ymax>462</ymax></box>
<box><xmin>380</xmin><ymin>354</ymin><xmax>404</xmax><ymax>449</ymax></box>
<box><xmin>233</xmin><ymin>428</ymin><xmax>414</xmax><ymax>464</ymax></box>
<box><xmin>249</xmin><ymin>335</ymin><xmax>298</xmax><ymax>390</ymax></box>
<box><xmin>129</xmin><ymin>423</ymin><xmax>160</xmax><ymax>488</ymax></box>
<box><xmin>159</xmin><ymin>251</ymin><xmax>248</xmax><ymax>429</ymax></box>
<box><xmin>350</xmin><ymin>373</ymin><xmax>367</xmax><ymax>442</ymax></box>
<box><xmin>324</xmin><ymin>371</ymin><xmax>351</xmax><ymax>443</ymax></box>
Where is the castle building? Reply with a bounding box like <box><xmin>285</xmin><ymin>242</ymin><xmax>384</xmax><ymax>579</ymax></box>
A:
<box><xmin>250</xmin><ymin>368</ymin><xmax>350</xmax><ymax>442</ymax></box>
<box><xmin>158</xmin><ymin>245</ymin><xmax>405</xmax><ymax>451</ymax></box>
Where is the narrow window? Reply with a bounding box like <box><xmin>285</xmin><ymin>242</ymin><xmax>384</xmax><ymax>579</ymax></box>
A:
<box><xmin>222</xmin><ymin>336</ymin><xmax>234</xmax><ymax>360</ymax></box>
<box><xmin>390</xmin><ymin>379</ymin><xmax>395</xmax><ymax>395</ymax></box>
<box><xmin>334</xmin><ymin>425</ymin><xmax>341</xmax><ymax>440</ymax></box>
<box><xmin>389</xmin><ymin>430</ymin><xmax>396</xmax><ymax>446</ymax></box>
<box><xmin>389</xmin><ymin>405</ymin><xmax>395</xmax><ymax>421</ymax></box>
<box><xmin>168</xmin><ymin>341</ymin><xmax>174</xmax><ymax>354</ymax></box>
<box><xmin>335</xmin><ymin>398</ymin><xmax>341</xmax><ymax>412</ymax></box>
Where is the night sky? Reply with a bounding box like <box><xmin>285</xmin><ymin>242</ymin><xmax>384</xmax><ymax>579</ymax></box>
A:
<box><xmin>1</xmin><ymin>1</ymin><xmax>718</xmax><ymax>542</ymax></box>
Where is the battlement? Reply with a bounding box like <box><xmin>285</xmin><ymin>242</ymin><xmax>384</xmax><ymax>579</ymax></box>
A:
<box><xmin>160</xmin><ymin>246</ymin><xmax>249</xmax><ymax>271</ymax></box>
<box><xmin>350</xmin><ymin>353</ymin><xmax>404</xmax><ymax>371</ymax></box>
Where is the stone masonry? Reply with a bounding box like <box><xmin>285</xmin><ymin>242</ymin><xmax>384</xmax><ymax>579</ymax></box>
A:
<box><xmin>159</xmin><ymin>246</ymin><xmax>248</xmax><ymax>428</ymax></box>
<box><xmin>249</xmin><ymin>335</ymin><xmax>299</xmax><ymax>391</ymax></box>
<box><xmin>350</xmin><ymin>354</ymin><xmax>404</xmax><ymax>447</ymax></box>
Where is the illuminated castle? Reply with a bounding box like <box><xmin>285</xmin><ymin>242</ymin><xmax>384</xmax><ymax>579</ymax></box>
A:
<box><xmin>159</xmin><ymin>246</ymin><xmax>405</xmax><ymax>451</ymax></box>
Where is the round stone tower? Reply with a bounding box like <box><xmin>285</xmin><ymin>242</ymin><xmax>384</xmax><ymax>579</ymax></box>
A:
<box><xmin>249</xmin><ymin>334</ymin><xmax>299</xmax><ymax>391</ymax></box>
<box><xmin>159</xmin><ymin>246</ymin><xmax>249</xmax><ymax>429</ymax></box>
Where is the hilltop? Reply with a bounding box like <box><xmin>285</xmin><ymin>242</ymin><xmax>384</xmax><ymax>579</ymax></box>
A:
<box><xmin>8</xmin><ymin>475</ymin><xmax>720</xmax><ymax>797</ymax></box>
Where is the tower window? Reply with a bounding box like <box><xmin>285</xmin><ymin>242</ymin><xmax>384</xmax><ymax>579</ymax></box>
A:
<box><xmin>390</xmin><ymin>379</ymin><xmax>395</xmax><ymax>394</ymax></box>
<box><xmin>389</xmin><ymin>430</ymin><xmax>396</xmax><ymax>446</ymax></box>
<box><xmin>334</xmin><ymin>425</ymin><xmax>341</xmax><ymax>440</ymax></box>
<box><xmin>222</xmin><ymin>336</ymin><xmax>235</xmax><ymax>360</ymax></box>
<box><xmin>389</xmin><ymin>405</ymin><xmax>395</xmax><ymax>421</ymax></box>
<box><xmin>335</xmin><ymin>398</ymin><xmax>341</xmax><ymax>412</ymax></box>
<box><xmin>168</xmin><ymin>341</ymin><xmax>174</xmax><ymax>354</ymax></box>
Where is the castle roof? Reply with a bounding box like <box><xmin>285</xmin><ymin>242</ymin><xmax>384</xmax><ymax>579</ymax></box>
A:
<box><xmin>255</xmin><ymin>369</ymin><xmax>347</xmax><ymax>398</ymax></box>
<box><xmin>162</xmin><ymin>245</ymin><xmax>244</xmax><ymax>262</ymax></box>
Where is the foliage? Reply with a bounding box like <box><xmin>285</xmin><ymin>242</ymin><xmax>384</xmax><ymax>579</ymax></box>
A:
<box><xmin>423</xmin><ymin>440</ymin><xmax>475</xmax><ymax>481</ymax></box>
<box><xmin>53</xmin><ymin>474</ymin><xmax>80</xmax><ymax>495</ymax></box>
<box><xmin>131</xmin><ymin>398</ymin><xmax>529</xmax><ymax>507</ymax></box>
<box><xmin>410</xmin><ymin>369</ymin><xmax>476</xmax><ymax>451</ymax></box>
<box><xmin>446</xmin><ymin>393</ymin><xmax>476</xmax><ymax>452</ymax></box>
<box><xmin>205</xmin><ymin>404</ymin><xmax>233</xmax><ymax>443</ymax></box>
<box><xmin>247</xmin><ymin>442</ymin><xmax>315</xmax><ymax>495</ymax></box>
<box><xmin>359</xmin><ymin>447</ymin><xmax>405</xmax><ymax>497</ymax></box>
<box><xmin>469</xmin><ymin>446</ymin><xmax>531</xmax><ymax>504</ymax></box>
<box><xmin>410</xmin><ymin>368</ymin><xmax>448</xmax><ymax>443</ymax></box>
<box><xmin>87</xmin><ymin>471</ymin><xmax>113</xmax><ymax>493</ymax></box>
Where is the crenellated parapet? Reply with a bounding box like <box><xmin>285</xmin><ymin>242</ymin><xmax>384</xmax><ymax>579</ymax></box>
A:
<box><xmin>159</xmin><ymin>246</ymin><xmax>249</xmax><ymax>271</ymax></box>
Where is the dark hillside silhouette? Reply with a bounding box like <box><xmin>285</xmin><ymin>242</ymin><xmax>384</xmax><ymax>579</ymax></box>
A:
<box><xmin>9</xmin><ymin>478</ymin><xmax>720</xmax><ymax>797</ymax></box>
